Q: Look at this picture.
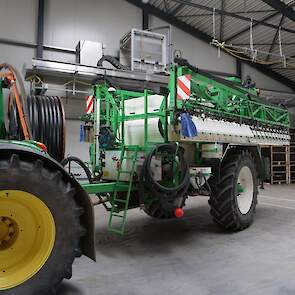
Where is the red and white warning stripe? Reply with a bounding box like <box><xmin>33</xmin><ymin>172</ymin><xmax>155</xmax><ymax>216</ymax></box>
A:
<box><xmin>86</xmin><ymin>95</ymin><xmax>94</xmax><ymax>114</ymax></box>
<box><xmin>177</xmin><ymin>75</ymin><xmax>191</xmax><ymax>100</ymax></box>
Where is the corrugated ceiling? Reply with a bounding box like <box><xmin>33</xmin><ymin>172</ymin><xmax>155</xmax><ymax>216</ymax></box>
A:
<box><xmin>146</xmin><ymin>0</ymin><xmax>295</xmax><ymax>90</ymax></box>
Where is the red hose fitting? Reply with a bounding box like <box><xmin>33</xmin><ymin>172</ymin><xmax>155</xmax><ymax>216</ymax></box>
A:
<box><xmin>174</xmin><ymin>208</ymin><xmax>184</xmax><ymax>218</ymax></box>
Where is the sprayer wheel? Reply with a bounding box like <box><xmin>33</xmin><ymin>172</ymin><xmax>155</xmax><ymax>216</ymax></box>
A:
<box><xmin>208</xmin><ymin>151</ymin><xmax>258</xmax><ymax>231</ymax></box>
<box><xmin>144</xmin><ymin>196</ymin><xmax>187</xmax><ymax>219</ymax></box>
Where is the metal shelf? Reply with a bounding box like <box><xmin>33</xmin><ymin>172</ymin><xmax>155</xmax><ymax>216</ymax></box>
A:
<box><xmin>25</xmin><ymin>59</ymin><xmax>169</xmax><ymax>93</ymax></box>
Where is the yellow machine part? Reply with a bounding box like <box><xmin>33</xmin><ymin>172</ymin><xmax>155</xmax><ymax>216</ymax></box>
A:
<box><xmin>0</xmin><ymin>190</ymin><xmax>56</xmax><ymax>290</ymax></box>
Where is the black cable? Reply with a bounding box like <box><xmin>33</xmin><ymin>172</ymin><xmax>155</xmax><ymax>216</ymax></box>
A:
<box><xmin>140</xmin><ymin>143</ymin><xmax>190</xmax><ymax>207</ymax></box>
<box><xmin>8</xmin><ymin>99</ymin><xmax>21</xmax><ymax>140</ymax></box>
<box><xmin>61</xmin><ymin>156</ymin><xmax>93</xmax><ymax>183</ymax></box>
<box><xmin>50</xmin><ymin>96</ymin><xmax>58</xmax><ymax>159</ymax></box>
<box><xmin>97</xmin><ymin>55</ymin><xmax>128</xmax><ymax>70</ymax></box>
<box><xmin>56</xmin><ymin>96</ymin><xmax>66</xmax><ymax>160</ymax></box>
<box><xmin>158</xmin><ymin>119</ymin><xmax>164</xmax><ymax>139</ymax></box>
<box><xmin>53</xmin><ymin>96</ymin><xmax>61</xmax><ymax>161</ymax></box>
<box><xmin>194</xmin><ymin>172</ymin><xmax>212</xmax><ymax>196</ymax></box>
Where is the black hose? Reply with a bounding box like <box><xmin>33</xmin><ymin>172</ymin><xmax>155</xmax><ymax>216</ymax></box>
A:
<box><xmin>8</xmin><ymin>95</ymin><xmax>66</xmax><ymax>162</ymax></box>
<box><xmin>8</xmin><ymin>94</ymin><xmax>21</xmax><ymax>140</ymax></box>
<box><xmin>61</xmin><ymin>156</ymin><xmax>93</xmax><ymax>183</ymax></box>
<box><xmin>140</xmin><ymin>143</ymin><xmax>190</xmax><ymax>206</ymax></box>
<box><xmin>97</xmin><ymin>55</ymin><xmax>128</xmax><ymax>70</ymax></box>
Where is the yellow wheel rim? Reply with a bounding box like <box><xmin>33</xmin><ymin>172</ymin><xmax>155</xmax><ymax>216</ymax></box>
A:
<box><xmin>0</xmin><ymin>190</ymin><xmax>56</xmax><ymax>290</ymax></box>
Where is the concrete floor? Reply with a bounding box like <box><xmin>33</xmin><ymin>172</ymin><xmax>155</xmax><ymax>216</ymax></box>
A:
<box><xmin>57</xmin><ymin>184</ymin><xmax>295</xmax><ymax>295</ymax></box>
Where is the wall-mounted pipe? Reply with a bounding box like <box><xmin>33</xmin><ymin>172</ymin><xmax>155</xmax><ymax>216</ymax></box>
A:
<box><xmin>0</xmin><ymin>38</ymin><xmax>75</xmax><ymax>55</ymax></box>
<box><xmin>36</xmin><ymin>0</ymin><xmax>45</xmax><ymax>59</ymax></box>
<box><xmin>142</xmin><ymin>5</ymin><xmax>149</xmax><ymax>30</ymax></box>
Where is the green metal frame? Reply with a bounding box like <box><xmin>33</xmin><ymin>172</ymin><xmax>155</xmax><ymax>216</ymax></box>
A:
<box><xmin>169</xmin><ymin>65</ymin><xmax>289</xmax><ymax>128</ymax></box>
<box><xmin>79</xmin><ymin>64</ymin><xmax>290</xmax><ymax>235</ymax></box>
<box><xmin>85</xmin><ymin>85</ymin><xmax>168</xmax><ymax>173</ymax></box>
<box><xmin>81</xmin><ymin>64</ymin><xmax>290</xmax><ymax>196</ymax></box>
<box><xmin>95</xmin><ymin>85</ymin><xmax>167</xmax><ymax>147</ymax></box>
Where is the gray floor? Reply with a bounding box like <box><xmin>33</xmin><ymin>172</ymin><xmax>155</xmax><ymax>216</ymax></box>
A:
<box><xmin>57</xmin><ymin>184</ymin><xmax>295</xmax><ymax>295</ymax></box>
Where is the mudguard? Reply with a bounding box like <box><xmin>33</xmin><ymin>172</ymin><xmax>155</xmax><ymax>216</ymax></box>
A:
<box><xmin>223</xmin><ymin>143</ymin><xmax>265</xmax><ymax>179</ymax></box>
<box><xmin>0</xmin><ymin>142</ymin><xmax>96</xmax><ymax>261</ymax></box>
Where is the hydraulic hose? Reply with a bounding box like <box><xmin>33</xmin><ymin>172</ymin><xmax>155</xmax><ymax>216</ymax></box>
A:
<box><xmin>97</xmin><ymin>55</ymin><xmax>128</xmax><ymax>70</ymax></box>
<box><xmin>8</xmin><ymin>95</ymin><xmax>66</xmax><ymax>162</ymax></box>
<box><xmin>140</xmin><ymin>143</ymin><xmax>190</xmax><ymax>206</ymax></box>
<box><xmin>61</xmin><ymin>156</ymin><xmax>93</xmax><ymax>183</ymax></box>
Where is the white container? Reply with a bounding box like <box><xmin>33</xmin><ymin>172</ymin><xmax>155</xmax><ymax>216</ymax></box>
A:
<box><xmin>120</xmin><ymin>29</ymin><xmax>167</xmax><ymax>73</ymax></box>
<box><xmin>76</xmin><ymin>40</ymin><xmax>103</xmax><ymax>67</ymax></box>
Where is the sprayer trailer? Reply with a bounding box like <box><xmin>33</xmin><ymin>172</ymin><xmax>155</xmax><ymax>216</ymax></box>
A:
<box><xmin>76</xmin><ymin>57</ymin><xmax>289</xmax><ymax>234</ymax></box>
<box><xmin>0</xmin><ymin>57</ymin><xmax>290</xmax><ymax>294</ymax></box>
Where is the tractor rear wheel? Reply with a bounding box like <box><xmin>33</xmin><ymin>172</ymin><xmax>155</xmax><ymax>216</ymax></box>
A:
<box><xmin>0</xmin><ymin>154</ymin><xmax>85</xmax><ymax>295</ymax></box>
<box><xmin>208</xmin><ymin>151</ymin><xmax>258</xmax><ymax>231</ymax></box>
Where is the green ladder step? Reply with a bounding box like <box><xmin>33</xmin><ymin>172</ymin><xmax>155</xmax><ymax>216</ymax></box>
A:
<box><xmin>112</xmin><ymin>213</ymin><xmax>124</xmax><ymax>218</ymax></box>
<box><xmin>109</xmin><ymin>228</ymin><xmax>124</xmax><ymax>235</ymax></box>
<box><xmin>122</xmin><ymin>156</ymin><xmax>136</xmax><ymax>160</ymax></box>
<box><xmin>119</xmin><ymin>170</ymin><xmax>133</xmax><ymax>174</ymax></box>
<box><xmin>115</xmin><ymin>199</ymin><xmax>127</xmax><ymax>204</ymax></box>
<box><xmin>108</xmin><ymin>147</ymin><xmax>139</xmax><ymax>235</ymax></box>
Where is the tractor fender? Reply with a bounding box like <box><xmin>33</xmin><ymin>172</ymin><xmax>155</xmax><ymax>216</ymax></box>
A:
<box><xmin>222</xmin><ymin>143</ymin><xmax>265</xmax><ymax>180</ymax></box>
<box><xmin>0</xmin><ymin>143</ymin><xmax>96</xmax><ymax>261</ymax></box>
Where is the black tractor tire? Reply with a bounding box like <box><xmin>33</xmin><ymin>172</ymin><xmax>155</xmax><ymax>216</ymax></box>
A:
<box><xmin>144</xmin><ymin>196</ymin><xmax>187</xmax><ymax>219</ymax></box>
<box><xmin>208</xmin><ymin>151</ymin><xmax>258</xmax><ymax>231</ymax></box>
<box><xmin>0</xmin><ymin>154</ymin><xmax>85</xmax><ymax>295</ymax></box>
<box><xmin>144</xmin><ymin>201</ymin><xmax>175</xmax><ymax>219</ymax></box>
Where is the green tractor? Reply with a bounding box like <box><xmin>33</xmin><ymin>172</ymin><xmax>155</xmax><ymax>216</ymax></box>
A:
<box><xmin>0</xmin><ymin>64</ymin><xmax>95</xmax><ymax>295</ymax></box>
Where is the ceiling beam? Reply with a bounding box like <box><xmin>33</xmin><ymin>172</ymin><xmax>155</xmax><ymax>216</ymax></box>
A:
<box><xmin>219</xmin><ymin>0</ymin><xmax>225</xmax><ymax>41</ymax></box>
<box><xmin>178</xmin><ymin>9</ymin><xmax>276</xmax><ymax>18</ymax></box>
<box><xmin>265</xmin><ymin>15</ymin><xmax>285</xmax><ymax>62</ymax></box>
<box><xmin>168</xmin><ymin>0</ymin><xmax>295</xmax><ymax>35</ymax></box>
<box><xmin>234</xmin><ymin>42</ymin><xmax>295</xmax><ymax>46</ymax></box>
<box><xmin>125</xmin><ymin>0</ymin><xmax>295</xmax><ymax>92</ymax></box>
<box><xmin>163</xmin><ymin>0</ymin><xmax>169</xmax><ymax>13</ymax></box>
<box><xmin>169</xmin><ymin>0</ymin><xmax>192</xmax><ymax>16</ymax></box>
<box><xmin>261</xmin><ymin>0</ymin><xmax>295</xmax><ymax>22</ymax></box>
<box><xmin>225</xmin><ymin>10</ymin><xmax>281</xmax><ymax>42</ymax></box>
<box><xmin>225</xmin><ymin>2</ymin><xmax>295</xmax><ymax>42</ymax></box>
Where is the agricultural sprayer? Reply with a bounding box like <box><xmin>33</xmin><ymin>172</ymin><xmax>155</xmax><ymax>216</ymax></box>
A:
<box><xmin>0</xmin><ymin>56</ymin><xmax>290</xmax><ymax>295</ymax></box>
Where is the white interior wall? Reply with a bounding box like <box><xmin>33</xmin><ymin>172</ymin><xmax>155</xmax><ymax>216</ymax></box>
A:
<box><xmin>44</xmin><ymin>0</ymin><xmax>141</xmax><ymax>62</ymax></box>
<box><xmin>242</xmin><ymin>64</ymin><xmax>292</xmax><ymax>92</ymax></box>
<box><xmin>0</xmin><ymin>0</ymin><xmax>37</xmax><ymax>90</ymax></box>
<box><xmin>0</xmin><ymin>0</ymin><xmax>37</xmax><ymax>42</ymax></box>
<box><xmin>65</xmin><ymin>120</ymin><xmax>90</xmax><ymax>161</ymax></box>
<box><xmin>0</xmin><ymin>0</ymin><xmax>294</xmax><ymax>154</ymax></box>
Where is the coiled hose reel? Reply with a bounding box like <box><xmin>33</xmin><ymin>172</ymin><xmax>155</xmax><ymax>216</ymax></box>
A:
<box><xmin>8</xmin><ymin>95</ymin><xmax>66</xmax><ymax>162</ymax></box>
